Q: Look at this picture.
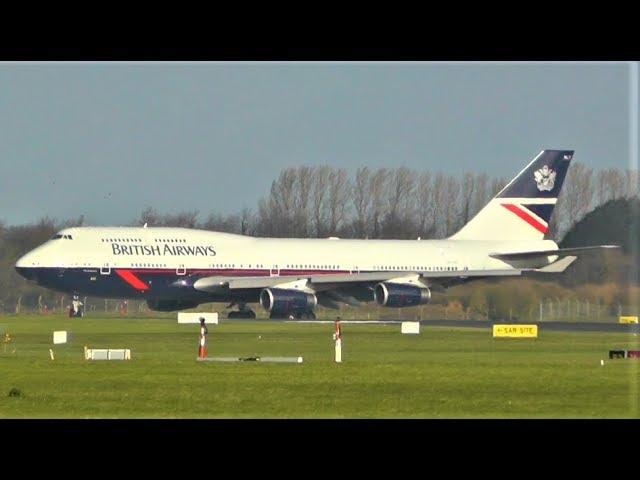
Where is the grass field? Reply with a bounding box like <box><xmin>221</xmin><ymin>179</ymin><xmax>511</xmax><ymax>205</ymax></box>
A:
<box><xmin>1</xmin><ymin>314</ymin><xmax>639</xmax><ymax>418</ymax></box>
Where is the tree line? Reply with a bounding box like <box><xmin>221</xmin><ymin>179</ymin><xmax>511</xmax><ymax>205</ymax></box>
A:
<box><xmin>1</xmin><ymin>162</ymin><xmax>637</xmax><ymax>312</ymax></box>
<box><xmin>135</xmin><ymin>163</ymin><xmax>639</xmax><ymax>241</ymax></box>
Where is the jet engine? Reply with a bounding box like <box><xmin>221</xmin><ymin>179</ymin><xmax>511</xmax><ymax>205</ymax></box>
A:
<box><xmin>259</xmin><ymin>288</ymin><xmax>317</xmax><ymax>317</ymax></box>
<box><xmin>373</xmin><ymin>282</ymin><xmax>431</xmax><ymax>307</ymax></box>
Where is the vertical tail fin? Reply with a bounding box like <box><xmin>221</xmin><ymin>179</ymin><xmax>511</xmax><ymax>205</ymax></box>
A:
<box><xmin>450</xmin><ymin>150</ymin><xmax>573</xmax><ymax>241</ymax></box>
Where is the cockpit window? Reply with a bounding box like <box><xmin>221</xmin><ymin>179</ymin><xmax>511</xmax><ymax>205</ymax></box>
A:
<box><xmin>51</xmin><ymin>234</ymin><xmax>63</xmax><ymax>240</ymax></box>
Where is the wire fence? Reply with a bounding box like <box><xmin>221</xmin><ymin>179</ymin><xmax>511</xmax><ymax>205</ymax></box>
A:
<box><xmin>3</xmin><ymin>296</ymin><xmax>638</xmax><ymax>324</ymax></box>
<box><xmin>537</xmin><ymin>299</ymin><xmax>634</xmax><ymax>323</ymax></box>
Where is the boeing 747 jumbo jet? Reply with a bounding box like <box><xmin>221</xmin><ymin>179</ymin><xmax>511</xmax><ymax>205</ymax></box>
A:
<box><xmin>15</xmin><ymin>150</ymin><xmax>617</xmax><ymax>319</ymax></box>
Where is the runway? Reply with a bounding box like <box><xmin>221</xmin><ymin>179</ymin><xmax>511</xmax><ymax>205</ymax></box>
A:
<box><xmin>421</xmin><ymin>319</ymin><xmax>640</xmax><ymax>333</ymax></box>
<box><xmin>287</xmin><ymin>318</ymin><xmax>640</xmax><ymax>333</ymax></box>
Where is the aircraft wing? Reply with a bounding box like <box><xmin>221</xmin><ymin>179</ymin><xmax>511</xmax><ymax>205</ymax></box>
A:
<box><xmin>193</xmin><ymin>272</ymin><xmax>397</xmax><ymax>291</ymax></box>
<box><xmin>192</xmin><ymin>268</ymin><xmax>524</xmax><ymax>293</ymax></box>
<box><xmin>489</xmin><ymin>245</ymin><xmax>619</xmax><ymax>261</ymax></box>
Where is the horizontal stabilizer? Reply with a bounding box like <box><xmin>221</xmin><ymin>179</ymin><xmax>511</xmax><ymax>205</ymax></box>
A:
<box><xmin>534</xmin><ymin>256</ymin><xmax>577</xmax><ymax>272</ymax></box>
<box><xmin>490</xmin><ymin>245</ymin><xmax>619</xmax><ymax>260</ymax></box>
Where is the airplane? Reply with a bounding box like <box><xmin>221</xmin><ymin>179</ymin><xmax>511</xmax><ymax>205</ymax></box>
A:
<box><xmin>15</xmin><ymin>150</ymin><xmax>617</xmax><ymax>319</ymax></box>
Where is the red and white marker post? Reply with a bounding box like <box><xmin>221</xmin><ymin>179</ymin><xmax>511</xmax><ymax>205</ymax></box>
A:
<box><xmin>333</xmin><ymin>317</ymin><xmax>342</xmax><ymax>363</ymax></box>
<box><xmin>198</xmin><ymin>317</ymin><xmax>208</xmax><ymax>359</ymax></box>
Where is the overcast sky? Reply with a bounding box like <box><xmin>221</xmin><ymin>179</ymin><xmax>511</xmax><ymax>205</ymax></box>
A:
<box><xmin>0</xmin><ymin>62</ymin><xmax>635</xmax><ymax>226</ymax></box>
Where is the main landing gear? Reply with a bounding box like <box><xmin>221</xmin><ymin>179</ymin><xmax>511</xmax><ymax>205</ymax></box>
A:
<box><xmin>227</xmin><ymin>302</ymin><xmax>257</xmax><ymax>319</ymax></box>
<box><xmin>269</xmin><ymin>311</ymin><xmax>316</xmax><ymax>320</ymax></box>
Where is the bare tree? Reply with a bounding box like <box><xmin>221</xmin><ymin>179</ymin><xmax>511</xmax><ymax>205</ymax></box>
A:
<box><xmin>431</xmin><ymin>173</ymin><xmax>446</xmax><ymax>238</ymax></box>
<box><xmin>443</xmin><ymin>175</ymin><xmax>461</xmax><ymax>237</ymax></box>
<box><xmin>61</xmin><ymin>214</ymin><xmax>85</xmax><ymax>228</ymax></box>
<box><xmin>293</xmin><ymin>166</ymin><xmax>313</xmax><ymax>237</ymax></box>
<box><xmin>351</xmin><ymin>167</ymin><xmax>371</xmax><ymax>239</ymax></box>
<box><xmin>276</xmin><ymin>168</ymin><xmax>298</xmax><ymax>235</ymax></box>
<box><xmin>546</xmin><ymin>209</ymin><xmax>561</xmax><ymax>241</ymax></box>
<box><xmin>312</xmin><ymin>166</ymin><xmax>331</xmax><ymax>237</ymax></box>
<box><xmin>490</xmin><ymin>177</ymin><xmax>507</xmax><ymax>197</ymax></box>
<box><xmin>415</xmin><ymin>171</ymin><xmax>435</xmax><ymax>238</ymax></box>
<box><xmin>471</xmin><ymin>173</ymin><xmax>489</xmax><ymax>219</ymax></box>
<box><xmin>566</xmin><ymin>163</ymin><xmax>594</xmax><ymax>219</ymax></box>
<box><xmin>201</xmin><ymin>212</ymin><xmax>241</xmax><ymax>233</ymax></box>
<box><xmin>135</xmin><ymin>207</ymin><xmax>199</xmax><ymax>228</ymax></box>
<box><xmin>460</xmin><ymin>172</ymin><xmax>476</xmax><ymax>226</ymax></box>
<box><xmin>625</xmin><ymin>169</ymin><xmax>639</xmax><ymax>199</ymax></box>
<box><xmin>369</xmin><ymin>169</ymin><xmax>388</xmax><ymax>238</ymax></box>
<box><xmin>398</xmin><ymin>169</ymin><xmax>417</xmax><ymax>229</ymax></box>
<box><xmin>595</xmin><ymin>169</ymin><xmax>609</xmax><ymax>206</ymax></box>
<box><xmin>327</xmin><ymin>169</ymin><xmax>351</xmax><ymax>236</ymax></box>
<box><xmin>240</xmin><ymin>207</ymin><xmax>254</xmax><ymax>235</ymax></box>
<box><xmin>605</xmin><ymin>168</ymin><xmax>625</xmax><ymax>201</ymax></box>
<box><xmin>553</xmin><ymin>162</ymin><xmax>594</xmax><ymax>240</ymax></box>
<box><xmin>256</xmin><ymin>197</ymin><xmax>273</xmax><ymax>236</ymax></box>
<box><xmin>138</xmin><ymin>207</ymin><xmax>160</xmax><ymax>226</ymax></box>
<box><xmin>162</xmin><ymin>211</ymin><xmax>199</xmax><ymax>228</ymax></box>
<box><xmin>382</xmin><ymin>167</ymin><xmax>416</xmax><ymax>238</ymax></box>
<box><xmin>257</xmin><ymin>169</ymin><xmax>299</xmax><ymax>237</ymax></box>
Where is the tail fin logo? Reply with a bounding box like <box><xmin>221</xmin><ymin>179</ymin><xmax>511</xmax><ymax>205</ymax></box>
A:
<box><xmin>534</xmin><ymin>165</ymin><xmax>556</xmax><ymax>192</ymax></box>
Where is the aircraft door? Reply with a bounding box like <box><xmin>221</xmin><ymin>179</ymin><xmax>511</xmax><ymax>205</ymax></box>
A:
<box><xmin>270</xmin><ymin>265</ymin><xmax>279</xmax><ymax>277</ymax></box>
<box><xmin>100</xmin><ymin>264</ymin><xmax>111</xmax><ymax>275</ymax></box>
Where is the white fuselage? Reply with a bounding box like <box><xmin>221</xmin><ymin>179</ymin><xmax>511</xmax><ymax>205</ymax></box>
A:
<box><xmin>16</xmin><ymin>226</ymin><xmax>558</xmax><ymax>275</ymax></box>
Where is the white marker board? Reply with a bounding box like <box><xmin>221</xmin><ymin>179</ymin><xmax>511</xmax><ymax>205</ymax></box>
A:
<box><xmin>85</xmin><ymin>348</ymin><xmax>131</xmax><ymax>360</ymax></box>
<box><xmin>401</xmin><ymin>322</ymin><xmax>420</xmax><ymax>334</ymax></box>
<box><xmin>177</xmin><ymin>312</ymin><xmax>219</xmax><ymax>324</ymax></box>
<box><xmin>53</xmin><ymin>331</ymin><xmax>68</xmax><ymax>344</ymax></box>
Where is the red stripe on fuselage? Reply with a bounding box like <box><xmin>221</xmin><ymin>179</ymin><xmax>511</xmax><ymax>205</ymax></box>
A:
<box><xmin>501</xmin><ymin>203</ymin><xmax>548</xmax><ymax>234</ymax></box>
<box><xmin>124</xmin><ymin>268</ymin><xmax>351</xmax><ymax>276</ymax></box>
<box><xmin>115</xmin><ymin>269</ymin><xmax>149</xmax><ymax>291</ymax></box>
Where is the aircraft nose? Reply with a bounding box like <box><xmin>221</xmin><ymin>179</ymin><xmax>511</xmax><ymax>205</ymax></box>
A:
<box><xmin>15</xmin><ymin>266</ymin><xmax>37</xmax><ymax>281</ymax></box>
<box><xmin>15</xmin><ymin>252</ymin><xmax>38</xmax><ymax>280</ymax></box>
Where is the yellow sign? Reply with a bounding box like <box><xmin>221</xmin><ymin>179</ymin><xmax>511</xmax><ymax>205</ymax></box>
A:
<box><xmin>619</xmin><ymin>316</ymin><xmax>638</xmax><ymax>324</ymax></box>
<box><xmin>493</xmin><ymin>324</ymin><xmax>538</xmax><ymax>338</ymax></box>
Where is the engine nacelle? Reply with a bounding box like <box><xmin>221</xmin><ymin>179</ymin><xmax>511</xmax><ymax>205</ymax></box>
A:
<box><xmin>374</xmin><ymin>282</ymin><xmax>431</xmax><ymax>307</ymax></box>
<box><xmin>259</xmin><ymin>288</ymin><xmax>317</xmax><ymax>316</ymax></box>
<box><xmin>146</xmin><ymin>298</ymin><xmax>200</xmax><ymax>312</ymax></box>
